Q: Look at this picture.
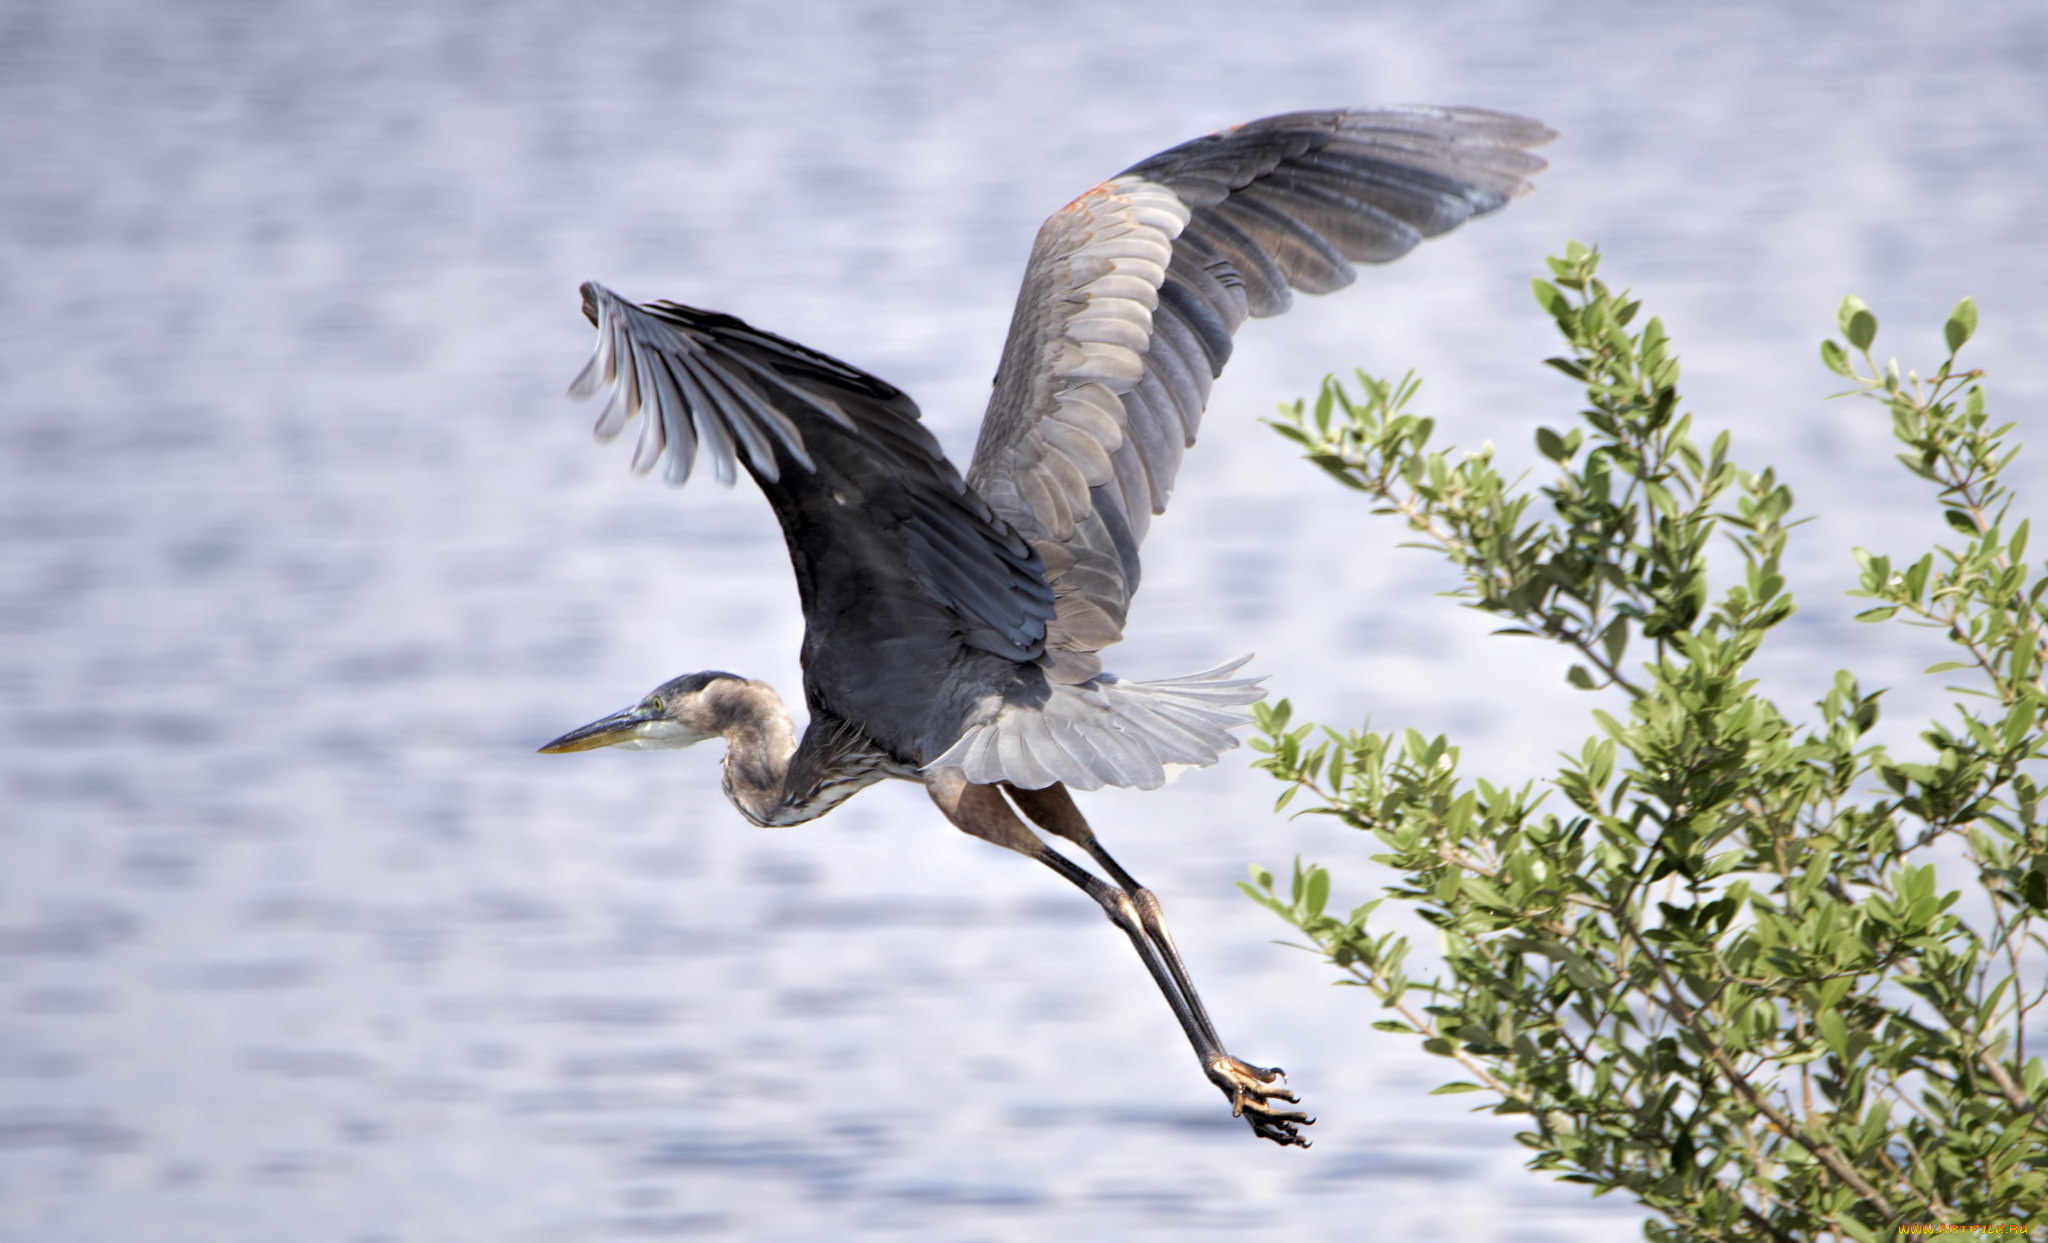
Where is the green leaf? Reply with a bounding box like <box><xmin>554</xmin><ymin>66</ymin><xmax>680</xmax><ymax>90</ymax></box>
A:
<box><xmin>1235</xmin><ymin>881</ymin><xmax>1284</xmax><ymax>914</ymax></box>
<box><xmin>1820</xmin><ymin>338</ymin><xmax>1853</xmax><ymax>377</ymax></box>
<box><xmin>1428</xmin><ymin>1081</ymin><xmax>1488</xmax><ymax>1095</ymax></box>
<box><xmin>1838</xmin><ymin>295</ymin><xmax>1877</xmax><ymax>350</ymax></box>
<box><xmin>1304</xmin><ymin>866</ymin><xmax>1331</xmax><ymax>920</ymax></box>
<box><xmin>1644</xmin><ymin>480</ymin><xmax>1677</xmax><ymax>518</ymax></box>
<box><xmin>1945</xmin><ymin>296</ymin><xmax>1978</xmax><ymax>352</ymax></box>
<box><xmin>1855</xmin><ymin>606</ymin><xmax>1898</xmax><ymax>623</ymax></box>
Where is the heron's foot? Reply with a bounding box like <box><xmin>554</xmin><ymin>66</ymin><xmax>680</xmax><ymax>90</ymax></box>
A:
<box><xmin>1208</xmin><ymin>1055</ymin><xmax>1312</xmax><ymax>1147</ymax></box>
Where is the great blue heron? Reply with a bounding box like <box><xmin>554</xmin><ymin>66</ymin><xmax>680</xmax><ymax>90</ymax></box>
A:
<box><xmin>540</xmin><ymin>107</ymin><xmax>1551</xmax><ymax>1146</ymax></box>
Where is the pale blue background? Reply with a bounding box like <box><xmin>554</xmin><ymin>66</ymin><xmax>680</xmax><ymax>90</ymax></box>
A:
<box><xmin>3</xmin><ymin>1</ymin><xmax>2044</xmax><ymax>1239</ymax></box>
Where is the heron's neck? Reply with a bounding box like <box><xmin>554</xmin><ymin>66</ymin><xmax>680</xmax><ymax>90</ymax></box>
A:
<box><xmin>709</xmin><ymin>680</ymin><xmax>800</xmax><ymax>826</ymax></box>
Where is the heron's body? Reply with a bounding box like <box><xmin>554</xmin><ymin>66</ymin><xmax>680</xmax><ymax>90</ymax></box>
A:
<box><xmin>542</xmin><ymin>107</ymin><xmax>1552</xmax><ymax>1144</ymax></box>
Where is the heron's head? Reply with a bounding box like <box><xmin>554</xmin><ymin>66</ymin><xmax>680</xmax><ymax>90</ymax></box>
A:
<box><xmin>537</xmin><ymin>671</ymin><xmax>750</xmax><ymax>753</ymax></box>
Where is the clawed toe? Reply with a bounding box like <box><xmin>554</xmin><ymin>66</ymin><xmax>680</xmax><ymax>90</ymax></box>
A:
<box><xmin>1209</xmin><ymin>1055</ymin><xmax>1314</xmax><ymax>1147</ymax></box>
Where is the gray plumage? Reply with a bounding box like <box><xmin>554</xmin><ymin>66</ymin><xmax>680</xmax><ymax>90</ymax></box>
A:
<box><xmin>543</xmin><ymin>106</ymin><xmax>1552</xmax><ymax>1146</ymax></box>
<box><xmin>566</xmin><ymin>106</ymin><xmax>1550</xmax><ymax>797</ymax></box>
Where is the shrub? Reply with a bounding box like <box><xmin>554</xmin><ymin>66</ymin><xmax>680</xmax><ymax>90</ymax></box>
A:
<box><xmin>1248</xmin><ymin>244</ymin><xmax>2046</xmax><ymax>1240</ymax></box>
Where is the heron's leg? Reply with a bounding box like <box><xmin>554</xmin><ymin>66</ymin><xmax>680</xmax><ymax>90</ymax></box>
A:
<box><xmin>1001</xmin><ymin>782</ymin><xmax>1224</xmax><ymax>1051</ymax></box>
<box><xmin>999</xmin><ymin>783</ymin><xmax>1308</xmax><ymax>1143</ymax></box>
<box><xmin>925</xmin><ymin>771</ymin><xmax>1215</xmax><ymax>1060</ymax></box>
<box><xmin>925</xmin><ymin>770</ymin><xmax>1309</xmax><ymax>1146</ymax></box>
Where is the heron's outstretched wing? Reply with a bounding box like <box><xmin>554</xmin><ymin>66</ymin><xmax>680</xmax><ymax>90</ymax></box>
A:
<box><xmin>967</xmin><ymin>107</ymin><xmax>1553</xmax><ymax>684</ymax></box>
<box><xmin>926</xmin><ymin>108</ymin><xmax>1550</xmax><ymax>790</ymax></box>
<box><xmin>569</xmin><ymin>285</ymin><xmax>1056</xmax><ymax>741</ymax></box>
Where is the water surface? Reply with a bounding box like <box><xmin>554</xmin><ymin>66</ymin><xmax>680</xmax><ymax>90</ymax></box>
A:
<box><xmin>3</xmin><ymin>2</ymin><xmax>2044</xmax><ymax>1239</ymax></box>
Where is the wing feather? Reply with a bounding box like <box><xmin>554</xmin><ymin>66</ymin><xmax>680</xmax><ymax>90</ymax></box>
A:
<box><xmin>680</xmin><ymin>349</ymin><xmax>781</xmax><ymax>480</ymax></box>
<box><xmin>1119</xmin><ymin>385</ymin><xmax>1183</xmax><ymax>511</ymax></box>
<box><xmin>670</xmin><ymin>354</ymin><xmax>741</xmax><ymax>485</ymax></box>
<box><xmin>942</xmin><ymin>106</ymin><xmax>1551</xmax><ymax>789</ymax></box>
<box><xmin>967</xmin><ymin>106</ymin><xmax>1551</xmax><ymax>674</ymax></box>
<box><xmin>1154</xmin><ymin>276</ymin><xmax>1235</xmax><ymax>378</ymax></box>
<box><xmin>643</xmin><ymin>354</ymin><xmax>698</xmax><ymax>484</ymax></box>
<box><xmin>1164</xmin><ymin>234</ymin><xmax>1251</xmax><ymax>339</ymax></box>
<box><xmin>1182</xmin><ymin>204</ymin><xmax>1295</xmax><ymax>316</ymax></box>
<box><xmin>931</xmin><ymin>658</ymin><xmax>1265</xmax><ymax>790</ymax></box>
<box><xmin>1107</xmin><ymin>437</ymin><xmax>1154</xmax><ymax>546</ymax></box>
<box><xmin>566</xmin><ymin>285</ymin><xmax>1058</xmax><ymax>759</ymax></box>
<box><xmin>1207</xmin><ymin>194</ymin><xmax>1357</xmax><ymax>295</ymax></box>
<box><xmin>1141</xmin><ymin>304</ymin><xmax>1215</xmax><ymax>441</ymax></box>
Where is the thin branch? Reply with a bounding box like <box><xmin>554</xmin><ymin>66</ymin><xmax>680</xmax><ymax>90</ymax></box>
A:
<box><xmin>1605</xmin><ymin>903</ymin><xmax>1910</xmax><ymax>1221</ymax></box>
<box><xmin>1975</xmin><ymin>1050</ymin><xmax>2046</xmax><ymax>1131</ymax></box>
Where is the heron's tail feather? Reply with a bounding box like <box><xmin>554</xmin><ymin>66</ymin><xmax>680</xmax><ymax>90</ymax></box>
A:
<box><xmin>928</xmin><ymin>656</ymin><xmax>1266</xmax><ymax>791</ymax></box>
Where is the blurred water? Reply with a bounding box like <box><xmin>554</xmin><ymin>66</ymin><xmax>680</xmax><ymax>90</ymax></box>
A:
<box><xmin>2</xmin><ymin>1</ymin><xmax>2045</xmax><ymax>1239</ymax></box>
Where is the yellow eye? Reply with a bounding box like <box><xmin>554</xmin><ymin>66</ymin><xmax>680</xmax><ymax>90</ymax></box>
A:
<box><xmin>644</xmin><ymin>696</ymin><xmax>665</xmax><ymax>713</ymax></box>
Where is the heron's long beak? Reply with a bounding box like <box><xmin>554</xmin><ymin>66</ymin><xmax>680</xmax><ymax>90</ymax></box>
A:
<box><xmin>538</xmin><ymin>705</ymin><xmax>656</xmax><ymax>753</ymax></box>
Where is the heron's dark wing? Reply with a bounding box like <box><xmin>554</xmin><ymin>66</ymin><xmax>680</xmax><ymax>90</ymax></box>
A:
<box><xmin>967</xmin><ymin>107</ymin><xmax>1553</xmax><ymax>685</ymax></box>
<box><xmin>570</xmin><ymin>284</ymin><xmax>1056</xmax><ymax>749</ymax></box>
